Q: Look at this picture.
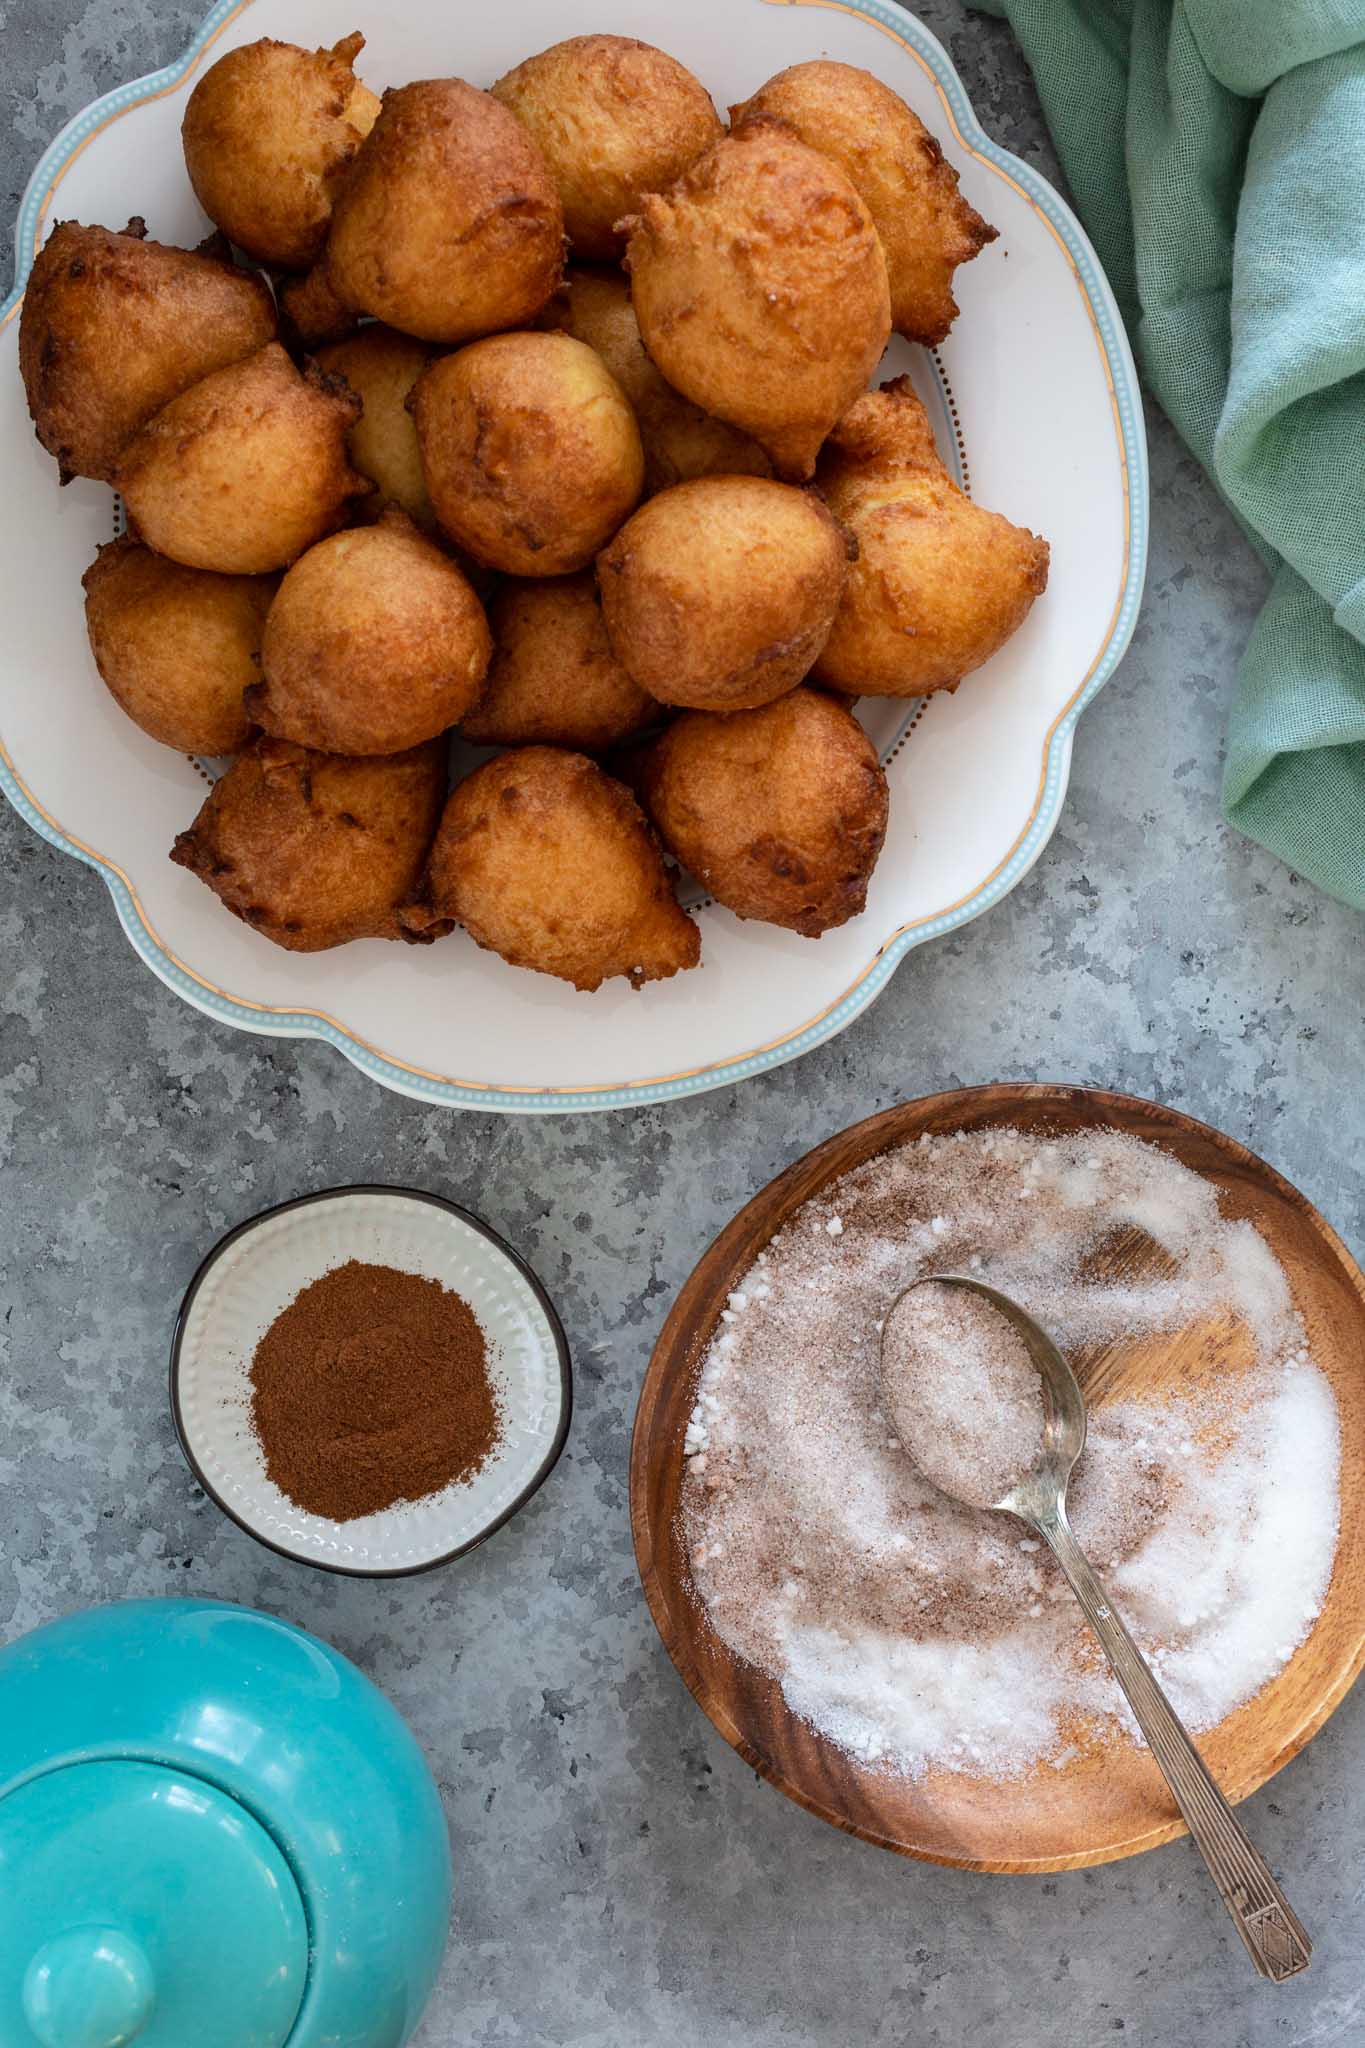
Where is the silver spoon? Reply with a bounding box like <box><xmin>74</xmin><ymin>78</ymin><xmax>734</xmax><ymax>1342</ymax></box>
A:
<box><xmin>881</xmin><ymin>1274</ymin><xmax>1311</xmax><ymax>1982</ymax></box>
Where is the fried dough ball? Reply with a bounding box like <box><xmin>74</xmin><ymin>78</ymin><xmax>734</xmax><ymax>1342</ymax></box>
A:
<box><xmin>461</xmin><ymin>573</ymin><xmax>656</xmax><ymax>750</ymax></box>
<box><xmin>623</xmin><ymin>122</ymin><xmax>890</xmax><ymax>481</ymax></box>
<box><xmin>402</xmin><ymin>748</ymin><xmax>699</xmax><ymax>990</ymax></box>
<box><xmin>411</xmin><ymin>332</ymin><xmax>643</xmax><ymax>575</ymax></box>
<box><xmin>540</xmin><ymin>267</ymin><xmax>769</xmax><ymax>495</ymax></box>
<box><xmin>731</xmin><ymin>61</ymin><xmax>996</xmax><ymax>346</ymax></box>
<box><xmin>113</xmin><ymin>343</ymin><xmax>368</xmax><ymax>575</ymax></box>
<box><xmin>250</xmin><ymin>510</ymin><xmax>490</xmax><ymax>754</ymax></box>
<box><xmin>82</xmin><ymin>534</ymin><xmax>274</xmax><ymax>755</ymax></box>
<box><xmin>182</xmin><ymin>33</ymin><xmax>381</xmax><ymax>270</ymax></box>
<box><xmin>314</xmin><ymin>328</ymin><xmax>436</xmax><ymax>530</ymax></box>
<box><xmin>18</xmin><ymin>218</ymin><xmax>276</xmax><ymax>482</ymax></box>
<box><xmin>813</xmin><ymin>377</ymin><xmax>1049</xmax><ymax>697</ymax></box>
<box><xmin>634</xmin><ymin>688</ymin><xmax>888</xmax><ymax>936</ymax></box>
<box><xmin>490</xmin><ymin>35</ymin><xmax>721</xmax><ymax>262</ymax></box>
<box><xmin>171</xmin><ymin>736</ymin><xmax>447</xmax><ymax>951</ymax></box>
<box><xmin>325</xmin><ymin>79</ymin><xmax>564</xmax><ymax>343</ymax></box>
<box><xmin>597</xmin><ymin>476</ymin><xmax>849</xmax><ymax>712</ymax></box>
<box><xmin>278</xmin><ymin>262</ymin><xmax>360</xmax><ymax>349</ymax></box>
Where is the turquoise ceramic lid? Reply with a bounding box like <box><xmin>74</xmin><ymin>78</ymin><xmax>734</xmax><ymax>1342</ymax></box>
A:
<box><xmin>0</xmin><ymin>1760</ymin><xmax>308</xmax><ymax>2048</ymax></box>
<box><xmin>0</xmin><ymin>1601</ymin><xmax>452</xmax><ymax>2048</ymax></box>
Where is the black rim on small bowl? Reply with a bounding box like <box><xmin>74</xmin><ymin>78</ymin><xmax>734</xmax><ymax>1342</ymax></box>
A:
<box><xmin>169</xmin><ymin>1183</ymin><xmax>573</xmax><ymax>1579</ymax></box>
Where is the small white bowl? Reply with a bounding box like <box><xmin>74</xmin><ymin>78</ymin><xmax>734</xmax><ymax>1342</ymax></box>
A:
<box><xmin>171</xmin><ymin>1186</ymin><xmax>571</xmax><ymax>1576</ymax></box>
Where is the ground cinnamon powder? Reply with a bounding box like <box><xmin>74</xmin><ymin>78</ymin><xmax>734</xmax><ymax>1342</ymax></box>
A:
<box><xmin>249</xmin><ymin>1259</ymin><xmax>502</xmax><ymax>1520</ymax></box>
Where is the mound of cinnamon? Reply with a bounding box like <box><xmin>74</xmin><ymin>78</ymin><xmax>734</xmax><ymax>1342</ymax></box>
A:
<box><xmin>249</xmin><ymin>1259</ymin><xmax>501</xmax><ymax>1520</ymax></box>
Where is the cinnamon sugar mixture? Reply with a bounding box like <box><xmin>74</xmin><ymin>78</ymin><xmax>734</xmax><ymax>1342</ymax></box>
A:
<box><xmin>881</xmin><ymin>1283</ymin><xmax>1046</xmax><ymax>1508</ymax></box>
<box><xmin>681</xmin><ymin>1128</ymin><xmax>1340</xmax><ymax>1779</ymax></box>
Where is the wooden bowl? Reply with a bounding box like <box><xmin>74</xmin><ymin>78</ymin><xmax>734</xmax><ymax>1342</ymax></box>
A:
<box><xmin>629</xmin><ymin>1084</ymin><xmax>1365</xmax><ymax>1873</ymax></box>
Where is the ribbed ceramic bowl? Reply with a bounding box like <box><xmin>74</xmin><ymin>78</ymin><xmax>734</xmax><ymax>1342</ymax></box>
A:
<box><xmin>172</xmin><ymin>1186</ymin><xmax>571</xmax><ymax>1575</ymax></box>
<box><xmin>0</xmin><ymin>0</ymin><xmax>1146</xmax><ymax>1112</ymax></box>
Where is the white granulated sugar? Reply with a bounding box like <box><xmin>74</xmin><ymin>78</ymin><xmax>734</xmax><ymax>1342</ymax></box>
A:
<box><xmin>681</xmin><ymin>1127</ymin><xmax>1340</xmax><ymax>1781</ymax></box>
<box><xmin>882</xmin><ymin>1284</ymin><xmax>1044</xmax><ymax>1508</ymax></box>
<box><xmin>1112</xmin><ymin>1358</ymin><xmax>1337</xmax><ymax>1723</ymax></box>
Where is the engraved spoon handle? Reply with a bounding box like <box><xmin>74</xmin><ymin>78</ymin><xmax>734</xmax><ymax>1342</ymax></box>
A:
<box><xmin>1036</xmin><ymin>1507</ymin><xmax>1311</xmax><ymax>1981</ymax></box>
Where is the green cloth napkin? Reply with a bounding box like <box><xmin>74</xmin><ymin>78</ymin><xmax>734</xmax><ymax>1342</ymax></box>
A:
<box><xmin>971</xmin><ymin>0</ymin><xmax>1365</xmax><ymax>908</ymax></box>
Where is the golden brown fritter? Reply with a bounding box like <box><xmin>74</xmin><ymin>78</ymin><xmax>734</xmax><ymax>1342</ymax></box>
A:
<box><xmin>82</xmin><ymin>534</ymin><xmax>274</xmax><ymax>756</ymax></box>
<box><xmin>623</xmin><ymin>122</ymin><xmax>890</xmax><ymax>481</ymax></box>
<box><xmin>597</xmin><ymin>475</ymin><xmax>850</xmax><ymax>712</ymax></box>
<box><xmin>402</xmin><ymin>748</ymin><xmax>700</xmax><ymax>990</ymax></box>
<box><xmin>411</xmin><ymin>332</ymin><xmax>643</xmax><ymax>575</ymax></box>
<box><xmin>18</xmin><ymin>218</ymin><xmax>276</xmax><ymax>483</ymax></box>
<box><xmin>634</xmin><ymin>688</ymin><xmax>888</xmax><ymax>936</ymax></box>
<box><xmin>461</xmin><ymin>573</ymin><xmax>657</xmax><ymax>751</ymax></box>
<box><xmin>540</xmin><ymin>267</ymin><xmax>769</xmax><ymax>495</ymax></box>
<box><xmin>170</xmin><ymin>736</ymin><xmax>448</xmax><ymax>951</ymax></box>
<box><xmin>113</xmin><ymin>343</ymin><xmax>369</xmax><ymax>575</ymax></box>
<box><xmin>250</xmin><ymin>509</ymin><xmax>490</xmax><ymax>755</ymax></box>
<box><xmin>278</xmin><ymin>261</ymin><xmax>361</xmax><ymax>348</ymax></box>
<box><xmin>731</xmin><ymin>61</ymin><xmax>996</xmax><ymax>346</ymax></box>
<box><xmin>314</xmin><ymin>327</ymin><xmax>436</xmax><ymax>530</ymax></box>
<box><xmin>491</xmin><ymin>35</ymin><xmax>721</xmax><ymax>262</ymax></box>
<box><xmin>182</xmin><ymin>33</ymin><xmax>381</xmax><ymax>270</ymax></box>
<box><xmin>813</xmin><ymin>377</ymin><xmax>1049</xmax><ymax>697</ymax></box>
<box><xmin>325</xmin><ymin>78</ymin><xmax>564</xmax><ymax>343</ymax></box>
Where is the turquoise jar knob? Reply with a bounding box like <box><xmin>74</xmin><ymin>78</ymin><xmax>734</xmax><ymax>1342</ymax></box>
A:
<box><xmin>22</xmin><ymin>1928</ymin><xmax>154</xmax><ymax>2048</ymax></box>
<box><xmin>0</xmin><ymin>1760</ymin><xmax>306</xmax><ymax>2048</ymax></box>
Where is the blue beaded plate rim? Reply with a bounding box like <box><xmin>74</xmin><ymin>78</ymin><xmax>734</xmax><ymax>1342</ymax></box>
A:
<box><xmin>0</xmin><ymin>0</ymin><xmax>1149</xmax><ymax>1116</ymax></box>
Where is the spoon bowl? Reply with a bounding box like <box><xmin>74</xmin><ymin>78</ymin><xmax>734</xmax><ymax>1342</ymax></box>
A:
<box><xmin>887</xmin><ymin>1274</ymin><xmax>1086</xmax><ymax>1520</ymax></box>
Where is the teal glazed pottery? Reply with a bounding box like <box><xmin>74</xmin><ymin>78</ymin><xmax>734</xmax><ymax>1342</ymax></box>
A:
<box><xmin>0</xmin><ymin>1599</ymin><xmax>453</xmax><ymax>2047</ymax></box>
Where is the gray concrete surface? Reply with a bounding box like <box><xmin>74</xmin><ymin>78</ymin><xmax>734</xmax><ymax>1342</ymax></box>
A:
<box><xmin>5</xmin><ymin>4</ymin><xmax>1365</xmax><ymax>2044</ymax></box>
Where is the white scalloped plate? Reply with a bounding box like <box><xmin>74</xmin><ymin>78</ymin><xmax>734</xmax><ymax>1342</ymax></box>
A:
<box><xmin>171</xmin><ymin>1187</ymin><xmax>571</xmax><ymax>1574</ymax></box>
<box><xmin>0</xmin><ymin>0</ymin><xmax>1147</xmax><ymax>1112</ymax></box>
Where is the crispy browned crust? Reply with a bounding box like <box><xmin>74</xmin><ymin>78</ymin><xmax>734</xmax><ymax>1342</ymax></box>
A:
<box><xmin>596</xmin><ymin>474</ymin><xmax>852</xmax><ymax>712</ymax></box>
<box><xmin>182</xmin><ymin>33</ymin><xmax>381</xmax><ymax>269</ymax></box>
<box><xmin>250</xmin><ymin>508</ymin><xmax>490</xmax><ymax>754</ymax></box>
<box><xmin>278</xmin><ymin>262</ymin><xmax>361</xmax><ymax>349</ymax></box>
<box><xmin>325</xmin><ymin>78</ymin><xmax>565</xmax><ymax>343</ymax></box>
<box><xmin>539</xmin><ymin>266</ymin><xmax>770</xmax><ymax>495</ymax></box>
<box><xmin>18</xmin><ymin>219</ymin><xmax>276</xmax><ymax>482</ymax></box>
<box><xmin>819</xmin><ymin>375</ymin><xmax>945</xmax><ymax>477</ymax></box>
<box><xmin>491</xmin><ymin>35</ymin><xmax>721</xmax><ymax>262</ymax></box>
<box><xmin>635</xmin><ymin>686</ymin><xmax>888</xmax><ymax>936</ymax></box>
<box><xmin>732</xmin><ymin>60</ymin><xmax>996</xmax><ymax>345</ymax></box>
<box><xmin>82</xmin><ymin>533</ymin><xmax>275</xmax><ymax>755</ymax></box>
<box><xmin>622</xmin><ymin>120</ymin><xmax>891</xmax><ymax>481</ymax></box>
<box><xmin>812</xmin><ymin>376</ymin><xmax>1050</xmax><ymax>698</ymax></box>
<box><xmin>460</xmin><ymin>571</ymin><xmax>657</xmax><ymax>750</ymax></box>
<box><xmin>402</xmin><ymin>747</ymin><xmax>700</xmax><ymax>990</ymax></box>
<box><xmin>410</xmin><ymin>331</ymin><xmax>643</xmax><ymax>575</ymax></box>
<box><xmin>112</xmin><ymin>343</ymin><xmax>370</xmax><ymax>575</ymax></box>
<box><xmin>170</xmin><ymin>734</ymin><xmax>449</xmax><ymax>950</ymax></box>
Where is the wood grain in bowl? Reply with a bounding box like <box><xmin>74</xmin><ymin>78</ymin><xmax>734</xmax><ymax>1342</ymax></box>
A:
<box><xmin>629</xmin><ymin>1084</ymin><xmax>1365</xmax><ymax>1871</ymax></box>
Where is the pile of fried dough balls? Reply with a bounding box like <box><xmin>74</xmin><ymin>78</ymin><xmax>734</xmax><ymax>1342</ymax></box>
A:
<box><xmin>20</xmin><ymin>30</ymin><xmax>1049</xmax><ymax>990</ymax></box>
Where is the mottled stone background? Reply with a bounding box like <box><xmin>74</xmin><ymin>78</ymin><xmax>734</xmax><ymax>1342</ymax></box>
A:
<box><xmin>5</xmin><ymin>4</ymin><xmax>1365</xmax><ymax>2043</ymax></box>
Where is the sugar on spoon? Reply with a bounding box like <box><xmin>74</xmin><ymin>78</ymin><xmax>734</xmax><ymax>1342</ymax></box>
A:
<box><xmin>880</xmin><ymin>1273</ymin><xmax>1311</xmax><ymax>1983</ymax></box>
